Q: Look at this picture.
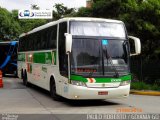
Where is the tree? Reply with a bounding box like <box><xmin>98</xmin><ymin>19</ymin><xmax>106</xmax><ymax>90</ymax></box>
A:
<box><xmin>31</xmin><ymin>4</ymin><xmax>40</xmax><ymax>10</ymax></box>
<box><xmin>0</xmin><ymin>7</ymin><xmax>21</xmax><ymax>41</ymax></box>
<box><xmin>11</xmin><ymin>8</ymin><xmax>47</xmax><ymax>34</ymax></box>
<box><xmin>52</xmin><ymin>3</ymin><xmax>75</xmax><ymax>20</ymax></box>
<box><xmin>0</xmin><ymin>6</ymin><xmax>48</xmax><ymax>41</ymax></box>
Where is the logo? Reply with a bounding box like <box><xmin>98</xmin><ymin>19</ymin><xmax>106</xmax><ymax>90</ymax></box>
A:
<box><xmin>111</xmin><ymin>79</ymin><xmax>121</xmax><ymax>82</ymax></box>
<box><xmin>19</xmin><ymin>10</ymin><xmax>34</xmax><ymax>17</ymax></box>
<box><xmin>18</xmin><ymin>10</ymin><xmax>52</xmax><ymax>19</ymax></box>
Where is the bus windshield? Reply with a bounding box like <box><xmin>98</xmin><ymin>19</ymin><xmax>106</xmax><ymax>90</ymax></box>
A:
<box><xmin>70</xmin><ymin>21</ymin><xmax>126</xmax><ymax>38</ymax></box>
<box><xmin>71</xmin><ymin>38</ymin><xmax>129</xmax><ymax>77</ymax></box>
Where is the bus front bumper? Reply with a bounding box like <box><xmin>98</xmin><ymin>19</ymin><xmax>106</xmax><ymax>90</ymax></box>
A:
<box><xmin>65</xmin><ymin>84</ymin><xmax>130</xmax><ymax>100</ymax></box>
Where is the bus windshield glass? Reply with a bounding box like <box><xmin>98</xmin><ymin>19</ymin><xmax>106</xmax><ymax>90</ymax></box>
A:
<box><xmin>70</xmin><ymin>21</ymin><xmax>126</xmax><ymax>38</ymax></box>
<box><xmin>71</xmin><ymin>38</ymin><xmax>129</xmax><ymax>77</ymax></box>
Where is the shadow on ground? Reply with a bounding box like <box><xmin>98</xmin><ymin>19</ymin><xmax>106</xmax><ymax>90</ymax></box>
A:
<box><xmin>27</xmin><ymin>83</ymin><xmax>121</xmax><ymax>107</ymax></box>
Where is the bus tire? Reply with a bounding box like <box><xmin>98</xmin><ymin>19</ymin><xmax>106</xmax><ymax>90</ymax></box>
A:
<box><xmin>23</xmin><ymin>70</ymin><xmax>28</xmax><ymax>86</ymax></box>
<box><xmin>50</xmin><ymin>78</ymin><xmax>61</xmax><ymax>101</ymax></box>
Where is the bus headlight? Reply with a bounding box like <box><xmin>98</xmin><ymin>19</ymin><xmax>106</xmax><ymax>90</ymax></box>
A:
<box><xmin>120</xmin><ymin>80</ymin><xmax>131</xmax><ymax>86</ymax></box>
<box><xmin>71</xmin><ymin>80</ymin><xmax>86</xmax><ymax>87</ymax></box>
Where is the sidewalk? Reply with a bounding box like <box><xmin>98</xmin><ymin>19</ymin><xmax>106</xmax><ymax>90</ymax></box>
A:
<box><xmin>130</xmin><ymin>90</ymin><xmax>160</xmax><ymax>96</ymax></box>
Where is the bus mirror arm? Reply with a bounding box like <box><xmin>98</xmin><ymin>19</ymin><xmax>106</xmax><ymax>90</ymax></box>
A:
<box><xmin>65</xmin><ymin>33</ymin><xmax>72</xmax><ymax>53</ymax></box>
<box><xmin>128</xmin><ymin>36</ymin><xmax>141</xmax><ymax>56</ymax></box>
<box><xmin>65</xmin><ymin>33</ymin><xmax>72</xmax><ymax>83</ymax></box>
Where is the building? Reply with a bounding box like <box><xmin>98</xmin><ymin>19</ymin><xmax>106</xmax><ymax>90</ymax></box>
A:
<box><xmin>86</xmin><ymin>0</ymin><xmax>93</xmax><ymax>8</ymax></box>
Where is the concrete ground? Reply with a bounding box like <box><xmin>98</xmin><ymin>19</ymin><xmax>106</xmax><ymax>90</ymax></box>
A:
<box><xmin>0</xmin><ymin>77</ymin><xmax>160</xmax><ymax>114</ymax></box>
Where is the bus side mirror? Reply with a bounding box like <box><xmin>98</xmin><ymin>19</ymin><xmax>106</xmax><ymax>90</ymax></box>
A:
<box><xmin>65</xmin><ymin>33</ymin><xmax>72</xmax><ymax>53</ymax></box>
<box><xmin>128</xmin><ymin>36</ymin><xmax>141</xmax><ymax>56</ymax></box>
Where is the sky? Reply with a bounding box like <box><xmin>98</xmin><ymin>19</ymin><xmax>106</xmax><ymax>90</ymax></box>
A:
<box><xmin>0</xmin><ymin>0</ymin><xmax>86</xmax><ymax>11</ymax></box>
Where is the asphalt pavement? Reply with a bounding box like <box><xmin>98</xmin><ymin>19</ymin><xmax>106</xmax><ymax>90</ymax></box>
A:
<box><xmin>0</xmin><ymin>77</ymin><xmax>160</xmax><ymax>114</ymax></box>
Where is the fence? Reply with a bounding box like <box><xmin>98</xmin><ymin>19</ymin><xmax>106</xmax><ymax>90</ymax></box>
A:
<box><xmin>130</xmin><ymin>55</ymin><xmax>160</xmax><ymax>84</ymax></box>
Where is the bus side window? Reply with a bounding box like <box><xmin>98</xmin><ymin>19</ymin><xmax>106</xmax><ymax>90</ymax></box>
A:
<box><xmin>19</xmin><ymin>38</ymin><xmax>22</xmax><ymax>51</ymax></box>
<box><xmin>44</xmin><ymin>30</ymin><xmax>48</xmax><ymax>50</ymax></box>
<box><xmin>46</xmin><ymin>27</ymin><xmax>50</xmax><ymax>49</ymax></box>
<box><xmin>34</xmin><ymin>33</ymin><xmax>38</xmax><ymax>50</ymax></box>
<box><xmin>29</xmin><ymin>34</ymin><xmax>34</xmax><ymax>51</ymax></box>
<box><xmin>41</xmin><ymin>29</ymin><xmax>46</xmax><ymax>50</ymax></box>
<box><xmin>32</xmin><ymin>33</ymin><xmax>36</xmax><ymax>51</ymax></box>
<box><xmin>49</xmin><ymin>25</ymin><xmax>57</xmax><ymax>49</ymax></box>
<box><xmin>37</xmin><ymin>31</ymin><xmax>42</xmax><ymax>50</ymax></box>
<box><xmin>58</xmin><ymin>22</ymin><xmax>68</xmax><ymax>77</ymax></box>
<box><xmin>24</xmin><ymin>36</ymin><xmax>29</xmax><ymax>51</ymax></box>
<box><xmin>20</xmin><ymin>37</ymin><xmax>25</xmax><ymax>51</ymax></box>
<box><xmin>21</xmin><ymin>38</ymin><xmax>24</xmax><ymax>51</ymax></box>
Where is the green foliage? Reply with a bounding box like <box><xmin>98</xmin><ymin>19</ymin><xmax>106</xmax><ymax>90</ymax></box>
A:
<box><xmin>0</xmin><ymin>7</ymin><xmax>47</xmax><ymax>41</ymax></box>
<box><xmin>131</xmin><ymin>82</ymin><xmax>160</xmax><ymax>91</ymax></box>
<box><xmin>0</xmin><ymin>3</ymin><xmax>76</xmax><ymax>41</ymax></box>
<box><xmin>18</xmin><ymin>19</ymin><xmax>47</xmax><ymax>33</ymax></box>
<box><xmin>52</xmin><ymin>3</ymin><xmax>75</xmax><ymax>20</ymax></box>
<box><xmin>131</xmin><ymin>82</ymin><xmax>150</xmax><ymax>90</ymax></box>
<box><xmin>76</xmin><ymin>7</ymin><xmax>92</xmax><ymax>17</ymax></box>
<box><xmin>0</xmin><ymin>7</ymin><xmax>21</xmax><ymax>40</ymax></box>
<box><xmin>11</xmin><ymin>10</ymin><xmax>47</xmax><ymax>34</ymax></box>
<box><xmin>151</xmin><ymin>84</ymin><xmax>160</xmax><ymax>91</ymax></box>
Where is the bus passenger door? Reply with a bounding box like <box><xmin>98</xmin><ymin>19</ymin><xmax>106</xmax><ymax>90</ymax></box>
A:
<box><xmin>58</xmin><ymin>22</ymin><xmax>68</xmax><ymax>95</ymax></box>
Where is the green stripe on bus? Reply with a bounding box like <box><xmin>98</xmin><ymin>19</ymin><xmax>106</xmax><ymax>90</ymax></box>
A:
<box><xmin>53</xmin><ymin>51</ymin><xmax>56</xmax><ymax>65</ymax></box>
<box><xmin>70</xmin><ymin>74</ymin><xmax>131</xmax><ymax>83</ymax></box>
<box><xmin>18</xmin><ymin>53</ymin><xmax>25</xmax><ymax>61</ymax></box>
<box><xmin>18</xmin><ymin>51</ymin><xmax>57</xmax><ymax>65</ymax></box>
<box><xmin>33</xmin><ymin>52</ymin><xmax>52</xmax><ymax>64</ymax></box>
<box><xmin>70</xmin><ymin>75</ymin><xmax>88</xmax><ymax>82</ymax></box>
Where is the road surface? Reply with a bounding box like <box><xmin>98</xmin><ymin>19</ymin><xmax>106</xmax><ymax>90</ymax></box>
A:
<box><xmin>0</xmin><ymin>77</ymin><xmax>159</xmax><ymax>114</ymax></box>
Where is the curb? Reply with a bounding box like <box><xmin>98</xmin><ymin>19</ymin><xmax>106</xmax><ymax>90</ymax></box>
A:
<box><xmin>130</xmin><ymin>90</ymin><xmax>160</xmax><ymax>96</ymax></box>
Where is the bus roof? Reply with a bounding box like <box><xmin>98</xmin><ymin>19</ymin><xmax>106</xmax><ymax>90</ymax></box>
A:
<box><xmin>19</xmin><ymin>17</ymin><xmax>124</xmax><ymax>38</ymax></box>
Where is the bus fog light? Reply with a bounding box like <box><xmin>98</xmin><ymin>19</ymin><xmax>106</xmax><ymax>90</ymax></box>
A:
<box><xmin>74</xmin><ymin>95</ymin><xmax>79</xmax><ymax>98</ymax></box>
<box><xmin>71</xmin><ymin>80</ymin><xmax>86</xmax><ymax>87</ymax></box>
<box><xmin>120</xmin><ymin>80</ymin><xmax>130</xmax><ymax>86</ymax></box>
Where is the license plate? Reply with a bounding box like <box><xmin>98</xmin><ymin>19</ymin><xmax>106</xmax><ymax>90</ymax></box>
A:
<box><xmin>98</xmin><ymin>91</ymin><xmax>108</xmax><ymax>95</ymax></box>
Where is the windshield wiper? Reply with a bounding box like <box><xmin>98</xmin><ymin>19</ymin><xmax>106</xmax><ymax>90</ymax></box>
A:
<box><xmin>103</xmin><ymin>46</ymin><xmax>119</xmax><ymax>78</ymax></box>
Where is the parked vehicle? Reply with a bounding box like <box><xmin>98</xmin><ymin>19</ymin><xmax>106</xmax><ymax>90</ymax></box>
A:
<box><xmin>0</xmin><ymin>41</ymin><xmax>18</xmax><ymax>76</ymax></box>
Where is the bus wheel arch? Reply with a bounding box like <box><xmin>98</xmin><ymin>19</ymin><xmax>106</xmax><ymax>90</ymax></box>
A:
<box><xmin>50</xmin><ymin>76</ymin><xmax>61</xmax><ymax>101</ymax></box>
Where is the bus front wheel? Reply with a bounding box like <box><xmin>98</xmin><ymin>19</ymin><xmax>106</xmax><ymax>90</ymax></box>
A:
<box><xmin>50</xmin><ymin>78</ymin><xmax>61</xmax><ymax>101</ymax></box>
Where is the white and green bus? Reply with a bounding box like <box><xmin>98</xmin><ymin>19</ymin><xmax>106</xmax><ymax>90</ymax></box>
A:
<box><xmin>18</xmin><ymin>17</ymin><xmax>141</xmax><ymax>100</ymax></box>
